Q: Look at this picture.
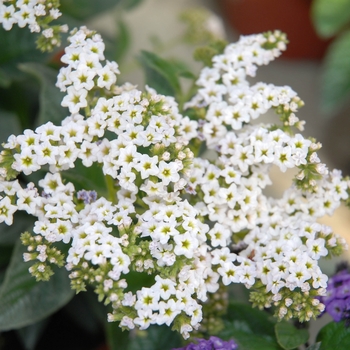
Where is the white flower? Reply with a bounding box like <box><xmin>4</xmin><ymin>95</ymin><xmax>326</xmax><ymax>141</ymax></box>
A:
<box><xmin>120</xmin><ymin>316</ymin><xmax>135</xmax><ymax>329</ymax></box>
<box><xmin>310</xmin><ymin>152</ymin><xmax>320</xmax><ymax>164</ymax></box>
<box><xmin>78</xmin><ymin>141</ymin><xmax>98</xmax><ymax>167</ymax></box>
<box><xmin>42</xmin><ymin>28</ymin><xmax>54</xmax><ymax>38</ymax></box>
<box><xmin>14</xmin><ymin>5</ymin><xmax>36</xmax><ymax>28</ymax></box>
<box><xmin>110</xmin><ymin>250</ymin><xmax>131</xmax><ymax>275</ymax></box>
<box><xmin>61</xmin><ymin>86</ymin><xmax>88</xmax><ymax>114</ymax></box>
<box><xmin>34</xmin><ymin>4</ymin><xmax>46</xmax><ymax>17</ymax></box>
<box><xmin>0</xmin><ymin>196</ymin><xmax>17</xmax><ymax>225</ymax></box>
<box><xmin>254</xmin><ymin>140</ymin><xmax>274</xmax><ymax>163</ymax></box>
<box><xmin>238</xmin><ymin>263</ymin><xmax>256</xmax><ymax>286</ymax></box>
<box><xmin>158</xmin><ymin>161</ymin><xmax>180</xmax><ymax>185</ymax></box>
<box><xmin>180</xmin><ymin>324</ymin><xmax>193</xmax><ymax>339</ymax></box>
<box><xmin>96</xmin><ymin>66</ymin><xmax>117</xmax><ymax>89</ymax></box>
<box><xmin>156</xmin><ymin>299</ymin><xmax>181</xmax><ymax>326</ymax></box>
<box><xmin>233</xmin><ymin>144</ymin><xmax>255</xmax><ymax>172</ymax></box>
<box><xmin>133</xmin><ymin>308</ymin><xmax>155</xmax><ymax>330</ymax></box>
<box><xmin>208</xmin><ymin>223</ymin><xmax>231</xmax><ymax>247</ymax></box>
<box><xmin>312</xmin><ymin>272</ymin><xmax>328</xmax><ymax>289</ymax></box>
<box><xmin>211</xmin><ymin>247</ymin><xmax>237</xmax><ymax>265</ymax></box>
<box><xmin>306</xmin><ymin>238</ymin><xmax>328</xmax><ymax>260</ymax></box>
<box><xmin>49</xmin><ymin>8</ymin><xmax>62</xmax><ymax>20</ymax></box>
<box><xmin>266</xmin><ymin>278</ymin><xmax>285</xmax><ymax>294</ymax></box>
<box><xmin>13</xmin><ymin>148</ymin><xmax>40</xmax><ymax>175</ymax></box>
<box><xmin>154</xmin><ymin>276</ymin><xmax>176</xmax><ymax>300</ymax></box>
<box><xmin>174</xmin><ymin>232</ymin><xmax>198</xmax><ymax>259</ymax></box>
<box><xmin>0</xmin><ymin>180</ymin><xmax>22</xmax><ymax>196</ymax></box>
<box><xmin>0</xmin><ymin>4</ymin><xmax>16</xmax><ymax>30</ymax></box>
<box><xmin>274</xmin><ymin>145</ymin><xmax>294</xmax><ymax>172</ymax></box>
<box><xmin>69</xmin><ymin>68</ymin><xmax>96</xmax><ymax>91</ymax></box>
<box><xmin>57</xmin><ymin>140</ymin><xmax>80</xmax><ymax>168</ymax></box>
<box><xmin>122</xmin><ymin>291</ymin><xmax>136</xmax><ymax>306</ymax></box>
<box><xmin>286</xmin><ymin>264</ymin><xmax>312</xmax><ymax>289</ymax></box>
<box><xmin>135</xmin><ymin>287</ymin><xmax>160</xmax><ymax>311</ymax></box>
<box><xmin>48</xmin><ymin>219</ymin><xmax>73</xmax><ymax>243</ymax></box>
<box><xmin>16</xmin><ymin>187</ymin><xmax>41</xmax><ymax>215</ymax></box>
<box><xmin>217</xmin><ymin>261</ymin><xmax>240</xmax><ymax>285</ymax></box>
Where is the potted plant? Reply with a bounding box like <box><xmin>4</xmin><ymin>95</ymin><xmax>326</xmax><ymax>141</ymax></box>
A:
<box><xmin>217</xmin><ymin>0</ymin><xmax>331</xmax><ymax>59</ymax></box>
<box><xmin>0</xmin><ymin>1</ymin><xmax>350</xmax><ymax>349</ymax></box>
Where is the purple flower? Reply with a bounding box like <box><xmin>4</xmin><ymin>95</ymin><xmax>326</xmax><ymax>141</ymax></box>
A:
<box><xmin>209</xmin><ymin>336</ymin><xmax>238</xmax><ymax>350</ymax></box>
<box><xmin>336</xmin><ymin>282</ymin><xmax>350</xmax><ymax>299</ymax></box>
<box><xmin>332</xmin><ymin>270</ymin><xmax>350</xmax><ymax>286</ymax></box>
<box><xmin>326</xmin><ymin>298</ymin><xmax>346</xmax><ymax>322</ymax></box>
<box><xmin>322</xmin><ymin>266</ymin><xmax>350</xmax><ymax>323</ymax></box>
<box><xmin>172</xmin><ymin>336</ymin><xmax>238</xmax><ymax>350</ymax></box>
<box><xmin>345</xmin><ymin>296</ymin><xmax>350</xmax><ymax>310</ymax></box>
<box><xmin>77</xmin><ymin>189</ymin><xmax>97</xmax><ymax>204</ymax></box>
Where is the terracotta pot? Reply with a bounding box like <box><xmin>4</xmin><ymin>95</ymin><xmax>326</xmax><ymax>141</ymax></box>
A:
<box><xmin>218</xmin><ymin>0</ymin><xmax>331</xmax><ymax>59</ymax></box>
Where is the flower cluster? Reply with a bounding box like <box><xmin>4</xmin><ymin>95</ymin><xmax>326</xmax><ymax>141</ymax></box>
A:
<box><xmin>0</xmin><ymin>26</ymin><xmax>207</xmax><ymax>338</ymax></box>
<box><xmin>57</xmin><ymin>26</ymin><xmax>121</xmax><ymax>114</ymax></box>
<box><xmin>0</xmin><ymin>26</ymin><xmax>349</xmax><ymax>338</ymax></box>
<box><xmin>0</xmin><ymin>0</ymin><xmax>67</xmax><ymax>51</ymax></box>
<box><xmin>173</xmin><ymin>336</ymin><xmax>238</xmax><ymax>350</ymax></box>
<box><xmin>183</xmin><ymin>31</ymin><xmax>348</xmax><ymax>321</ymax></box>
<box><xmin>319</xmin><ymin>265</ymin><xmax>350</xmax><ymax>324</ymax></box>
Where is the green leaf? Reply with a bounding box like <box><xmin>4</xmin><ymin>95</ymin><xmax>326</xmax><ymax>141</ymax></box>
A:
<box><xmin>62</xmin><ymin>160</ymin><xmax>107</xmax><ymax>195</ymax></box>
<box><xmin>168</xmin><ymin>59</ymin><xmax>197</xmax><ymax>80</ymax></box>
<box><xmin>119</xmin><ymin>0</ymin><xmax>145</xmax><ymax>11</ymax></box>
<box><xmin>218</xmin><ymin>302</ymin><xmax>283</xmax><ymax>350</ymax></box>
<box><xmin>0</xmin><ymin>239</ymin><xmax>74</xmax><ymax>331</ymax></box>
<box><xmin>0</xmin><ymin>26</ymin><xmax>49</xmax><ymax>79</ymax></box>
<box><xmin>19</xmin><ymin>63</ymin><xmax>66</xmax><ymax>126</ymax></box>
<box><xmin>0</xmin><ymin>68</ymin><xmax>11</xmax><ymax>88</ymax></box>
<box><xmin>312</xmin><ymin>0</ymin><xmax>350</xmax><ymax>38</ymax></box>
<box><xmin>225</xmin><ymin>302</ymin><xmax>277</xmax><ymax>337</ymax></box>
<box><xmin>0</xmin><ymin>211</ymin><xmax>34</xmax><ymax>245</ymax></box>
<box><xmin>60</xmin><ymin>0</ymin><xmax>122</xmax><ymax>20</ymax></box>
<box><xmin>105</xmin><ymin>321</ymin><xmax>130</xmax><ymax>350</ymax></box>
<box><xmin>316</xmin><ymin>321</ymin><xmax>350</xmax><ymax>349</ymax></box>
<box><xmin>320</xmin><ymin>30</ymin><xmax>350</xmax><ymax>113</ymax></box>
<box><xmin>127</xmin><ymin>325</ymin><xmax>182</xmax><ymax>350</ymax></box>
<box><xmin>220</xmin><ymin>327</ymin><xmax>282</xmax><ymax>350</ymax></box>
<box><xmin>0</xmin><ymin>245</ymin><xmax>14</xmax><ymax>270</ymax></box>
<box><xmin>16</xmin><ymin>319</ymin><xmax>48</xmax><ymax>350</ymax></box>
<box><xmin>63</xmin><ymin>292</ymin><xmax>105</xmax><ymax>334</ymax></box>
<box><xmin>0</xmin><ymin>109</ymin><xmax>21</xmax><ymax>146</ymax></box>
<box><xmin>0</xmin><ymin>80</ymin><xmax>39</xmax><ymax>130</ymax></box>
<box><xmin>138</xmin><ymin>51</ymin><xmax>181</xmax><ymax>97</ymax></box>
<box><xmin>275</xmin><ymin>321</ymin><xmax>309</xmax><ymax>350</ymax></box>
<box><xmin>306</xmin><ymin>342</ymin><xmax>322</xmax><ymax>350</ymax></box>
<box><xmin>114</xmin><ymin>20</ymin><xmax>131</xmax><ymax>63</ymax></box>
<box><xmin>118</xmin><ymin>0</ymin><xmax>144</xmax><ymax>11</ymax></box>
<box><xmin>0</xmin><ymin>271</ymin><xmax>5</xmax><ymax>289</ymax></box>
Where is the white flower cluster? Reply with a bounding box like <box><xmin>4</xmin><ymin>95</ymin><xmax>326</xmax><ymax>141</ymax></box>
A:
<box><xmin>0</xmin><ymin>28</ymin><xmax>349</xmax><ymax>335</ymax></box>
<box><xmin>0</xmin><ymin>26</ymin><xmax>213</xmax><ymax>337</ymax></box>
<box><xmin>57</xmin><ymin>26</ymin><xmax>121</xmax><ymax>114</ymax></box>
<box><xmin>182</xmin><ymin>31</ymin><xmax>348</xmax><ymax>320</ymax></box>
<box><xmin>0</xmin><ymin>0</ymin><xmax>59</xmax><ymax>32</ymax></box>
<box><xmin>0</xmin><ymin>0</ymin><xmax>67</xmax><ymax>50</ymax></box>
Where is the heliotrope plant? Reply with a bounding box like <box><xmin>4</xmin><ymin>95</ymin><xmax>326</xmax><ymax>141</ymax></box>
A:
<box><xmin>1</xmin><ymin>0</ymin><xmax>350</xmax><ymax>348</ymax></box>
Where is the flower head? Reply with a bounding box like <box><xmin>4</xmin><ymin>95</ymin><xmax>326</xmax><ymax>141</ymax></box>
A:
<box><xmin>173</xmin><ymin>336</ymin><xmax>238</xmax><ymax>350</ymax></box>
